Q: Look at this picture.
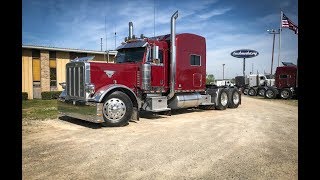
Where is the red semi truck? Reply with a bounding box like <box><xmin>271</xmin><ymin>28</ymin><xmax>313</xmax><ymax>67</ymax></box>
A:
<box><xmin>263</xmin><ymin>63</ymin><xmax>298</xmax><ymax>99</ymax></box>
<box><xmin>58</xmin><ymin>11</ymin><xmax>241</xmax><ymax>127</ymax></box>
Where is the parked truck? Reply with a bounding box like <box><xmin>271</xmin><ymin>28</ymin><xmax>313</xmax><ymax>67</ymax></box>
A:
<box><xmin>235</xmin><ymin>62</ymin><xmax>297</xmax><ymax>99</ymax></box>
<box><xmin>243</xmin><ymin>74</ymin><xmax>274</xmax><ymax>96</ymax></box>
<box><xmin>58</xmin><ymin>11</ymin><xmax>241</xmax><ymax>127</ymax></box>
<box><xmin>263</xmin><ymin>62</ymin><xmax>297</xmax><ymax>99</ymax></box>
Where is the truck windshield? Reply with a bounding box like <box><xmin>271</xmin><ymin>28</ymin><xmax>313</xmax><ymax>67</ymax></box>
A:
<box><xmin>115</xmin><ymin>47</ymin><xmax>145</xmax><ymax>63</ymax></box>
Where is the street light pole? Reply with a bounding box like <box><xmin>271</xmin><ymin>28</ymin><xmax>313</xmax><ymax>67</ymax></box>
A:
<box><xmin>222</xmin><ymin>64</ymin><xmax>225</xmax><ymax>80</ymax></box>
<box><xmin>267</xmin><ymin>29</ymin><xmax>280</xmax><ymax>75</ymax></box>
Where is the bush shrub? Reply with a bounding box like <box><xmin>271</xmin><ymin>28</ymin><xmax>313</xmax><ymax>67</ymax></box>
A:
<box><xmin>22</xmin><ymin>92</ymin><xmax>28</xmax><ymax>100</ymax></box>
<box><xmin>41</xmin><ymin>91</ymin><xmax>62</xmax><ymax>100</ymax></box>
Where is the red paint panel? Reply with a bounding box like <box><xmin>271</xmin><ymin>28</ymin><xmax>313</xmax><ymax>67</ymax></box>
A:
<box><xmin>175</xmin><ymin>33</ymin><xmax>206</xmax><ymax>91</ymax></box>
<box><xmin>193</xmin><ymin>73</ymin><xmax>202</xmax><ymax>87</ymax></box>
<box><xmin>275</xmin><ymin>66</ymin><xmax>297</xmax><ymax>89</ymax></box>
<box><xmin>151</xmin><ymin>65</ymin><xmax>164</xmax><ymax>87</ymax></box>
<box><xmin>89</xmin><ymin>62</ymin><xmax>139</xmax><ymax>92</ymax></box>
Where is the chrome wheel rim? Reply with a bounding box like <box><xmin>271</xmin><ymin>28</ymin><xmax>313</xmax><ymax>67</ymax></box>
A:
<box><xmin>266</xmin><ymin>90</ymin><xmax>274</xmax><ymax>98</ymax></box>
<box><xmin>281</xmin><ymin>90</ymin><xmax>289</xmax><ymax>98</ymax></box>
<box><xmin>249</xmin><ymin>89</ymin><xmax>255</xmax><ymax>95</ymax></box>
<box><xmin>244</xmin><ymin>89</ymin><xmax>248</xmax><ymax>95</ymax></box>
<box><xmin>233</xmin><ymin>92</ymin><xmax>239</xmax><ymax>104</ymax></box>
<box><xmin>221</xmin><ymin>92</ymin><xmax>228</xmax><ymax>106</ymax></box>
<box><xmin>103</xmin><ymin>98</ymin><xmax>126</xmax><ymax>121</ymax></box>
<box><xmin>258</xmin><ymin>89</ymin><xmax>265</xmax><ymax>96</ymax></box>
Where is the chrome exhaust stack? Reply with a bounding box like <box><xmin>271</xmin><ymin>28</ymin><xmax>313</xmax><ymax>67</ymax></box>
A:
<box><xmin>167</xmin><ymin>10</ymin><xmax>178</xmax><ymax>100</ymax></box>
<box><xmin>129</xmin><ymin>22</ymin><xmax>133</xmax><ymax>40</ymax></box>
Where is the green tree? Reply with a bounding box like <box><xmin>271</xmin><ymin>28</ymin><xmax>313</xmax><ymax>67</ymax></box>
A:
<box><xmin>206</xmin><ymin>73</ymin><xmax>215</xmax><ymax>84</ymax></box>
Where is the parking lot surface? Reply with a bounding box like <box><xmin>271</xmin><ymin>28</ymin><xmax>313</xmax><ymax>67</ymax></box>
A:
<box><xmin>23</xmin><ymin>96</ymin><xmax>298</xmax><ymax>179</ymax></box>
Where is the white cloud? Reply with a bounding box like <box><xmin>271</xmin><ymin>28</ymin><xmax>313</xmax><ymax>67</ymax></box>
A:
<box><xmin>198</xmin><ymin>7</ymin><xmax>232</xmax><ymax>19</ymax></box>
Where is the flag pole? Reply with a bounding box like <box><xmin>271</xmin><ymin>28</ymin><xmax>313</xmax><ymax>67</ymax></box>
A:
<box><xmin>278</xmin><ymin>10</ymin><xmax>282</xmax><ymax>67</ymax></box>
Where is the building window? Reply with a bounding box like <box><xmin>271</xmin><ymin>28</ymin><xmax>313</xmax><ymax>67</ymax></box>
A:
<box><xmin>279</xmin><ymin>74</ymin><xmax>288</xmax><ymax>79</ymax></box>
<box><xmin>32</xmin><ymin>50</ymin><xmax>41</xmax><ymax>82</ymax></box>
<box><xmin>190</xmin><ymin>54</ymin><xmax>201</xmax><ymax>66</ymax></box>
<box><xmin>49</xmin><ymin>51</ymin><xmax>57</xmax><ymax>87</ymax></box>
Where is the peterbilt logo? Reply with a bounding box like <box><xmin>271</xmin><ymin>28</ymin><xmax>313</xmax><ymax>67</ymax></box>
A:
<box><xmin>104</xmin><ymin>70</ymin><xmax>115</xmax><ymax>78</ymax></box>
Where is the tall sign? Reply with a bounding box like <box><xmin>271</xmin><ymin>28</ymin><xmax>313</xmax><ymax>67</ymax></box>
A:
<box><xmin>231</xmin><ymin>49</ymin><xmax>259</xmax><ymax>77</ymax></box>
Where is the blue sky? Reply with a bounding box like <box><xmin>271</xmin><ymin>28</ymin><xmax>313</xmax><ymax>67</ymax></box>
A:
<box><xmin>22</xmin><ymin>0</ymin><xmax>298</xmax><ymax>79</ymax></box>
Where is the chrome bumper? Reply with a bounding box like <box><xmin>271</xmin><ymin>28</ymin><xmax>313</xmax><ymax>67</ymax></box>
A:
<box><xmin>57</xmin><ymin>98</ymin><xmax>104</xmax><ymax>123</ymax></box>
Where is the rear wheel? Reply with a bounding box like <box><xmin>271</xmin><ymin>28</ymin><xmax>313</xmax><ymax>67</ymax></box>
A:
<box><xmin>228</xmin><ymin>88</ymin><xmax>241</xmax><ymax>108</ymax></box>
<box><xmin>280</xmin><ymin>88</ymin><xmax>292</xmax><ymax>99</ymax></box>
<box><xmin>265</xmin><ymin>89</ymin><xmax>276</xmax><ymax>99</ymax></box>
<box><xmin>215</xmin><ymin>89</ymin><xmax>229</xmax><ymax>110</ymax></box>
<box><xmin>258</xmin><ymin>88</ymin><xmax>266</xmax><ymax>96</ymax></box>
<box><xmin>101</xmin><ymin>91</ymin><xmax>133</xmax><ymax>127</ymax></box>
<box><xmin>248</xmin><ymin>88</ymin><xmax>256</xmax><ymax>96</ymax></box>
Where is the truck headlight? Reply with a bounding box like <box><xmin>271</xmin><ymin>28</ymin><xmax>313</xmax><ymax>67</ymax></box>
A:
<box><xmin>85</xmin><ymin>83</ymin><xmax>95</xmax><ymax>94</ymax></box>
<box><xmin>59</xmin><ymin>82</ymin><xmax>66</xmax><ymax>89</ymax></box>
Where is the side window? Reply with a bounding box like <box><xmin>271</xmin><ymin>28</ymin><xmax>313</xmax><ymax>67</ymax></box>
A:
<box><xmin>190</xmin><ymin>55</ymin><xmax>201</xmax><ymax>66</ymax></box>
<box><xmin>279</xmin><ymin>74</ymin><xmax>288</xmax><ymax>79</ymax></box>
<box><xmin>159</xmin><ymin>50</ymin><xmax>163</xmax><ymax>63</ymax></box>
<box><xmin>49</xmin><ymin>51</ymin><xmax>57</xmax><ymax>87</ymax></box>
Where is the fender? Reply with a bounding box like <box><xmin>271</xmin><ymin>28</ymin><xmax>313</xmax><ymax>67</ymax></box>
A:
<box><xmin>90</xmin><ymin>84</ymin><xmax>140</xmax><ymax>108</ymax></box>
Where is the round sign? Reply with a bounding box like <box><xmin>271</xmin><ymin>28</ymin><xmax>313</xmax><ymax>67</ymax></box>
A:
<box><xmin>231</xmin><ymin>49</ymin><xmax>259</xmax><ymax>58</ymax></box>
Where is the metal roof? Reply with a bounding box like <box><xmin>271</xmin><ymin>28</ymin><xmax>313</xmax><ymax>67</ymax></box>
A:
<box><xmin>22</xmin><ymin>44</ymin><xmax>117</xmax><ymax>55</ymax></box>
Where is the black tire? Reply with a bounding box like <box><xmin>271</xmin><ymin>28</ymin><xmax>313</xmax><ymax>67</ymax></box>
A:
<box><xmin>257</xmin><ymin>88</ymin><xmax>266</xmax><ymax>97</ymax></box>
<box><xmin>248</xmin><ymin>88</ymin><xmax>256</xmax><ymax>96</ymax></box>
<box><xmin>243</xmin><ymin>88</ymin><xmax>249</xmax><ymax>95</ymax></box>
<box><xmin>228</xmin><ymin>88</ymin><xmax>241</xmax><ymax>108</ymax></box>
<box><xmin>280</xmin><ymin>88</ymin><xmax>292</xmax><ymax>99</ymax></box>
<box><xmin>265</xmin><ymin>88</ymin><xmax>276</xmax><ymax>99</ymax></box>
<box><xmin>101</xmin><ymin>91</ymin><xmax>133</xmax><ymax>127</ymax></box>
<box><xmin>215</xmin><ymin>89</ymin><xmax>229</xmax><ymax>110</ymax></box>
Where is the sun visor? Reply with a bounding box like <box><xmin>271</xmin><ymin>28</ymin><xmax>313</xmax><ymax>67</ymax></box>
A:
<box><xmin>116</xmin><ymin>41</ymin><xmax>147</xmax><ymax>50</ymax></box>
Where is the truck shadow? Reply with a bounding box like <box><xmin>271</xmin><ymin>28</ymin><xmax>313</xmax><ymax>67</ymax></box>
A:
<box><xmin>58</xmin><ymin>116</ymin><xmax>102</xmax><ymax>129</ymax></box>
<box><xmin>139</xmin><ymin>108</ymin><xmax>206</xmax><ymax>120</ymax></box>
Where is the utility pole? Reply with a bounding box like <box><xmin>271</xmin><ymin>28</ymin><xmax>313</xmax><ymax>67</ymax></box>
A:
<box><xmin>100</xmin><ymin>38</ymin><xmax>103</xmax><ymax>51</ymax></box>
<box><xmin>267</xmin><ymin>29</ymin><xmax>280</xmax><ymax>75</ymax></box>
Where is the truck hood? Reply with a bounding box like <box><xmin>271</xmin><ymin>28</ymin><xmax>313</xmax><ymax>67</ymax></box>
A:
<box><xmin>89</xmin><ymin>62</ymin><xmax>140</xmax><ymax>92</ymax></box>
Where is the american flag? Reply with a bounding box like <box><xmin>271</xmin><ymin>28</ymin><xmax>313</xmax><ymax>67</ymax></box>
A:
<box><xmin>281</xmin><ymin>13</ymin><xmax>298</xmax><ymax>34</ymax></box>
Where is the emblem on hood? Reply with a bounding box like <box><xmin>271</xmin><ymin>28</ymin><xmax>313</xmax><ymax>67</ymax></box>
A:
<box><xmin>104</xmin><ymin>70</ymin><xmax>115</xmax><ymax>78</ymax></box>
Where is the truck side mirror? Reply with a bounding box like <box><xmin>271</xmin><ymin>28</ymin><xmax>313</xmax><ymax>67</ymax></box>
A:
<box><xmin>152</xmin><ymin>45</ymin><xmax>159</xmax><ymax>60</ymax></box>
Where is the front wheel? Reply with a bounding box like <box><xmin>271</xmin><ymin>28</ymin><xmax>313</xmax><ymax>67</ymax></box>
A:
<box><xmin>102</xmin><ymin>91</ymin><xmax>133</xmax><ymax>127</ymax></box>
<box><xmin>243</xmin><ymin>88</ymin><xmax>249</xmax><ymax>95</ymax></box>
<box><xmin>248</xmin><ymin>88</ymin><xmax>256</xmax><ymax>96</ymax></box>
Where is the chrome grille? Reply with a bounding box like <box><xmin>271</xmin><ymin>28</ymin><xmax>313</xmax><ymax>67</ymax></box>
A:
<box><xmin>66</xmin><ymin>62</ymin><xmax>86</xmax><ymax>98</ymax></box>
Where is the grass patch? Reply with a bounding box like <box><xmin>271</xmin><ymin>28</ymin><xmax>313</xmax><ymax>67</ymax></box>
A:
<box><xmin>22</xmin><ymin>99</ymin><xmax>58</xmax><ymax>120</ymax></box>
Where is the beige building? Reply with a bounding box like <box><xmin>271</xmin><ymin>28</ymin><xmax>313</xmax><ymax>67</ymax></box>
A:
<box><xmin>22</xmin><ymin>45</ymin><xmax>117</xmax><ymax>99</ymax></box>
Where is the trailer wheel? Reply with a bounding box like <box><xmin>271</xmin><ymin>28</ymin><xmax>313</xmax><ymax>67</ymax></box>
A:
<box><xmin>248</xmin><ymin>88</ymin><xmax>256</xmax><ymax>96</ymax></box>
<box><xmin>228</xmin><ymin>88</ymin><xmax>240</xmax><ymax>108</ymax></box>
<box><xmin>280</xmin><ymin>88</ymin><xmax>292</xmax><ymax>99</ymax></box>
<box><xmin>101</xmin><ymin>91</ymin><xmax>133</xmax><ymax>127</ymax></box>
<box><xmin>215</xmin><ymin>89</ymin><xmax>229</xmax><ymax>110</ymax></box>
<box><xmin>243</xmin><ymin>88</ymin><xmax>249</xmax><ymax>95</ymax></box>
<box><xmin>265</xmin><ymin>89</ymin><xmax>276</xmax><ymax>99</ymax></box>
<box><xmin>258</xmin><ymin>88</ymin><xmax>266</xmax><ymax>97</ymax></box>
